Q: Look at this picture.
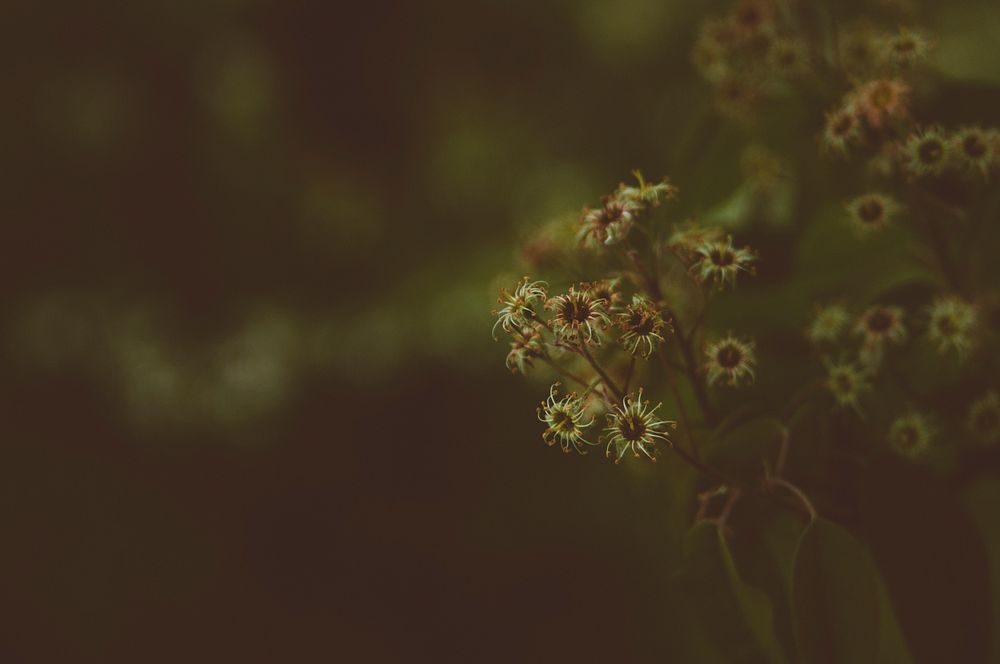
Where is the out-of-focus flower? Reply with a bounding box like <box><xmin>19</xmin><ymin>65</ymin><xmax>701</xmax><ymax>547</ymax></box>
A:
<box><xmin>808</xmin><ymin>305</ymin><xmax>850</xmax><ymax>344</ymax></box>
<box><xmin>691</xmin><ymin>236</ymin><xmax>757</xmax><ymax>288</ymax></box>
<box><xmin>768</xmin><ymin>38</ymin><xmax>809</xmax><ymax>77</ymax></box>
<box><xmin>537</xmin><ymin>383</ymin><xmax>597</xmax><ymax>454</ymax></box>
<box><xmin>888</xmin><ymin>413</ymin><xmax>934</xmax><ymax>459</ymax></box>
<box><xmin>852</xmin><ymin>79</ymin><xmax>910</xmax><ymax>130</ymax></box>
<box><xmin>855</xmin><ymin>305</ymin><xmax>906</xmax><ymax>348</ymax></box>
<box><xmin>968</xmin><ymin>391</ymin><xmax>1000</xmax><ymax>444</ymax></box>
<box><xmin>846</xmin><ymin>193</ymin><xmax>900</xmax><ymax>234</ymax></box>
<box><xmin>952</xmin><ymin>126</ymin><xmax>996</xmax><ymax>178</ymax></box>
<box><xmin>879</xmin><ymin>28</ymin><xmax>932</xmax><ymax>69</ymax></box>
<box><xmin>546</xmin><ymin>285</ymin><xmax>612</xmax><ymax>345</ymax></box>
<box><xmin>602</xmin><ymin>388</ymin><xmax>676</xmax><ymax>463</ymax></box>
<box><xmin>822</xmin><ymin>107</ymin><xmax>862</xmax><ymax>154</ymax></box>
<box><xmin>617</xmin><ymin>296</ymin><xmax>670</xmax><ymax>359</ymax></box>
<box><xmin>492</xmin><ymin>277</ymin><xmax>547</xmax><ymax>339</ymax></box>
<box><xmin>926</xmin><ymin>296</ymin><xmax>977</xmax><ymax>356</ymax></box>
<box><xmin>904</xmin><ymin>127</ymin><xmax>951</xmax><ymax>177</ymax></box>
<box><xmin>705</xmin><ymin>335</ymin><xmax>756</xmax><ymax>387</ymax></box>
<box><xmin>825</xmin><ymin>359</ymin><xmax>871</xmax><ymax>410</ymax></box>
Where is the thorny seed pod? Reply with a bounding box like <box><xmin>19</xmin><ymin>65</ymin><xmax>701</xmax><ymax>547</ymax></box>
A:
<box><xmin>602</xmin><ymin>388</ymin><xmax>676</xmax><ymax>464</ymax></box>
<box><xmin>546</xmin><ymin>285</ymin><xmax>612</xmax><ymax>346</ymax></box>
<box><xmin>492</xmin><ymin>277</ymin><xmax>548</xmax><ymax>339</ymax></box>
<box><xmin>537</xmin><ymin>383</ymin><xmax>597</xmax><ymax>454</ymax></box>
<box><xmin>705</xmin><ymin>335</ymin><xmax>757</xmax><ymax>387</ymax></box>
<box><xmin>618</xmin><ymin>296</ymin><xmax>670</xmax><ymax>359</ymax></box>
<box><xmin>926</xmin><ymin>296</ymin><xmax>977</xmax><ymax>357</ymax></box>
<box><xmin>968</xmin><ymin>392</ymin><xmax>1000</xmax><ymax>444</ymax></box>
<box><xmin>846</xmin><ymin>193</ymin><xmax>900</xmax><ymax>234</ymax></box>
<box><xmin>692</xmin><ymin>236</ymin><xmax>757</xmax><ymax>289</ymax></box>
<box><xmin>888</xmin><ymin>413</ymin><xmax>934</xmax><ymax>459</ymax></box>
<box><xmin>808</xmin><ymin>305</ymin><xmax>850</xmax><ymax>344</ymax></box>
<box><xmin>824</xmin><ymin>359</ymin><xmax>872</xmax><ymax>410</ymax></box>
<box><xmin>577</xmin><ymin>198</ymin><xmax>640</xmax><ymax>248</ymax></box>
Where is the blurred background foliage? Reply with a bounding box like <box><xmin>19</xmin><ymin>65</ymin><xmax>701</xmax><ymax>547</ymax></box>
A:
<box><xmin>2</xmin><ymin>0</ymin><xmax>1000</xmax><ymax>660</ymax></box>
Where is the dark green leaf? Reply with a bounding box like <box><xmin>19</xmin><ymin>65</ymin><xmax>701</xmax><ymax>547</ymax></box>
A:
<box><xmin>791</xmin><ymin>518</ymin><xmax>912</xmax><ymax>664</ymax></box>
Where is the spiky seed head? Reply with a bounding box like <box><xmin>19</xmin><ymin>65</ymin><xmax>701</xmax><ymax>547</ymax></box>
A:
<box><xmin>615</xmin><ymin>171</ymin><xmax>679</xmax><ymax>209</ymax></box>
<box><xmin>905</xmin><ymin>128</ymin><xmax>951</xmax><ymax>177</ymax></box>
<box><xmin>926</xmin><ymin>296</ymin><xmax>977</xmax><ymax>357</ymax></box>
<box><xmin>888</xmin><ymin>413</ymin><xmax>934</xmax><ymax>459</ymax></box>
<box><xmin>577</xmin><ymin>198</ymin><xmax>639</xmax><ymax>248</ymax></box>
<box><xmin>602</xmin><ymin>388</ymin><xmax>676</xmax><ymax>464</ymax></box>
<box><xmin>953</xmin><ymin>126</ymin><xmax>996</xmax><ymax>178</ymax></box>
<box><xmin>492</xmin><ymin>277</ymin><xmax>548</xmax><ymax>339</ymax></box>
<box><xmin>691</xmin><ymin>236</ymin><xmax>757</xmax><ymax>289</ymax></box>
<box><xmin>853</xmin><ymin>79</ymin><xmax>910</xmax><ymax>130</ymax></box>
<box><xmin>667</xmin><ymin>223</ymin><xmax>724</xmax><ymax>263</ymax></box>
<box><xmin>584</xmin><ymin>278</ymin><xmax>623</xmax><ymax>310</ymax></box>
<box><xmin>880</xmin><ymin>28</ymin><xmax>932</xmax><ymax>69</ymax></box>
<box><xmin>808</xmin><ymin>305</ymin><xmax>850</xmax><ymax>344</ymax></box>
<box><xmin>824</xmin><ymin>359</ymin><xmax>871</xmax><ymax>410</ymax></box>
<box><xmin>768</xmin><ymin>38</ymin><xmax>809</xmax><ymax>76</ymax></box>
<box><xmin>968</xmin><ymin>391</ymin><xmax>1000</xmax><ymax>444</ymax></box>
<box><xmin>545</xmin><ymin>285</ymin><xmax>612</xmax><ymax>346</ymax></box>
<box><xmin>846</xmin><ymin>193</ymin><xmax>900</xmax><ymax>234</ymax></box>
<box><xmin>822</xmin><ymin>106</ymin><xmax>861</xmax><ymax>154</ymax></box>
<box><xmin>705</xmin><ymin>335</ymin><xmax>757</xmax><ymax>387</ymax></box>
<box><xmin>506</xmin><ymin>325</ymin><xmax>544</xmax><ymax>374</ymax></box>
<box><xmin>537</xmin><ymin>383</ymin><xmax>597</xmax><ymax>455</ymax></box>
<box><xmin>617</xmin><ymin>296</ymin><xmax>670</xmax><ymax>359</ymax></box>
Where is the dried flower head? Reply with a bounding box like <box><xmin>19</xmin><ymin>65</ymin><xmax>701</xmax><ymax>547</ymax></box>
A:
<box><xmin>584</xmin><ymin>278</ymin><xmax>623</xmax><ymax>310</ymax></box>
<box><xmin>714</xmin><ymin>76</ymin><xmax>760</xmax><ymax>119</ymax></box>
<box><xmin>926</xmin><ymin>296</ymin><xmax>977</xmax><ymax>356</ymax></box>
<box><xmin>846</xmin><ymin>193</ymin><xmax>900</xmax><ymax>234</ymax></box>
<box><xmin>692</xmin><ymin>236</ymin><xmax>757</xmax><ymax>288</ymax></box>
<box><xmin>905</xmin><ymin>128</ymin><xmax>951</xmax><ymax>177</ymax></box>
<box><xmin>705</xmin><ymin>335</ymin><xmax>756</xmax><ymax>387</ymax></box>
<box><xmin>768</xmin><ymin>38</ymin><xmax>809</xmax><ymax>77</ymax></box>
<box><xmin>602</xmin><ymin>389</ymin><xmax>676</xmax><ymax>463</ymax></box>
<box><xmin>822</xmin><ymin>106</ymin><xmax>861</xmax><ymax>154</ymax></box>
<box><xmin>506</xmin><ymin>325</ymin><xmax>544</xmax><ymax>374</ymax></box>
<box><xmin>953</xmin><ymin>126</ymin><xmax>996</xmax><ymax>178</ymax></box>
<box><xmin>888</xmin><ymin>413</ymin><xmax>934</xmax><ymax>459</ymax></box>
<box><xmin>808</xmin><ymin>305</ymin><xmax>850</xmax><ymax>344</ymax></box>
<box><xmin>824</xmin><ymin>359</ymin><xmax>871</xmax><ymax>410</ymax></box>
<box><xmin>880</xmin><ymin>28</ymin><xmax>932</xmax><ymax>69</ymax></box>
<box><xmin>617</xmin><ymin>296</ymin><xmax>670</xmax><ymax>359</ymax></box>
<box><xmin>968</xmin><ymin>391</ymin><xmax>1000</xmax><ymax>444</ymax></box>
<box><xmin>667</xmin><ymin>223</ymin><xmax>724</xmax><ymax>262</ymax></box>
<box><xmin>492</xmin><ymin>277</ymin><xmax>547</xmax><ymax>339</ymax></box>
<box><xmin>537</xmin><ymin>383</ymin><xmax>597</xmax><ymax>454</ymax></box>
<box><xmin>546</xmin><ymin>285</ymin><xmax>612</xmax><ymax>345</ymax></box>
<box><xmin>855</xmin><ymin>305</ymin><xmax>906</xmax><ymax>348</ymax></box>
<box><xmin>852</xmin><ymin>79</ymin><xmax>910</xmax><ymax>130</ymax></box>
<box><xmin>578</xmin><ymin>198</ymin><xmax>640</xmax><ymax>248</ymax></box>
<box><xmin>692</xmin><ymin>35</ymin><xmax>730</xmax><ymax>82</ymax></box>
<box><xmin>615</xmin><ymin>170</ymin><xmax>678</xmax><ymax>209</ymax></box>
<box><xmin>730</xmin><ymin>0</ymin><xmax>774</xmax><ymax>37</ymax></box>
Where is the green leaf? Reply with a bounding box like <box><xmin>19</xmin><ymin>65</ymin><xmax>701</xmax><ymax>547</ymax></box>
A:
<box><xmin>717</xmin><ymin>527</ymin><xmax>790</xmax><ymax>664</ymax></box>
<box><xmin>791</xmin><ymin>519</ymin><xmax>912</xmax><ymax>664</ymax></box>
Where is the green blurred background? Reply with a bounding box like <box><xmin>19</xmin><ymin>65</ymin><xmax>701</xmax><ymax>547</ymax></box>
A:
<box><xmin>3</xmin><ymin>0</ymin><xmax>1000</xmax><ymax>660</ymax></box>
